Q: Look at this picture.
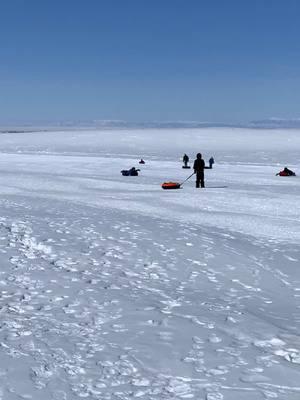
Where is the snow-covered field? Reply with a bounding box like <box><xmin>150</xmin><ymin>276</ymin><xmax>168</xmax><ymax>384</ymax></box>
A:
<box><xmin>0</xmin><ymin>128</ymin><xmax>300</xmax><ymax>400</ymax></box>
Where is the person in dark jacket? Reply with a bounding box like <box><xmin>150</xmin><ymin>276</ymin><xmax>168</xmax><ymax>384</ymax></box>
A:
<box><xmin>209</xmin><ymin>156</ymin><xmax>215</xmax><ymax>169</ymax></box>
<box><xmin>183</xmin><ymin>153</ymin><xmax>189</xmax><ymax>167</ymax></box>
<box><xmin>193</xmin><ymin>153</ymin><xmax>205</xmax><ymax>188</ymax></box>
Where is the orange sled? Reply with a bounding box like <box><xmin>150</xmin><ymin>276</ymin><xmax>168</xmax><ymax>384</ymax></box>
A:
<box><xmin>161</xmin><ymin>182</ymin><xmax>181</xmax><ymax>190</ymax></box>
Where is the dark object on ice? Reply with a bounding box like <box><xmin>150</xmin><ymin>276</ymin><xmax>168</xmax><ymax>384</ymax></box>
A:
<box><xmin>121</xmin><ymin>167</ymin><xmax>140</xmax><ymax>176</ymax></box>
<box><xmin>205</xmin><ymin>156</ymin><xmax>215</xmax><ymax>169</ymax></box>
<box><xmin>139</xmin><ymin>159</ymin><xmax>145</xmax><ymax>164</ymax></box>
<box><xmin>182</xmin><ymin>153</ymin><xmax>189</xmax><ymax>168</ymax></box>
<box><xmin>182</xmin><ymin>165</ymin><xmax>191</xmax><ymax>169</ymax></box>
<box><xmin>276</xmin><ymin>167</ymin><xmax>296</xmax><ymax>176</ymax></box>
<box><xmin>161</xmin><ymin>172</ymin><xmax>195</xmax><ymax>190</ymax></box>
<box><xmin>193</xmin><ymin>153</ymin><xmax>205</xmax><ymax>188</ymax></box>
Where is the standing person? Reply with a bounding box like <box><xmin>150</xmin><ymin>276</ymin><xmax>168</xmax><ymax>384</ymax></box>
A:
<box><xmin>209</xmin><ymin>156</ymin><xmax>215</xmax><ymax>169</ymax></box>
<box><xmin>183</xmin><ymin>153</ymin><xmax>189</xmax><ymax>167</ymax></box>
<box><xmin>193</xmin><ymin>153</ymin><xmax>205</xmax><ymax>188</ymax></box>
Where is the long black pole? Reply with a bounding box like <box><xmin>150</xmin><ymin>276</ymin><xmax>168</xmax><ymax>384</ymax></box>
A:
<box><xmin>180</xmin><ymin>172</ymin><xmax>195</xmax><ymax>186</ymax></box>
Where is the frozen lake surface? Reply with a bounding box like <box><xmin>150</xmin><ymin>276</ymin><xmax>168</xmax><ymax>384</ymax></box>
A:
<box><xmin>0</xmin><ymin>128</ymin><xmax>299</xmax><ymax>399</ymax></box>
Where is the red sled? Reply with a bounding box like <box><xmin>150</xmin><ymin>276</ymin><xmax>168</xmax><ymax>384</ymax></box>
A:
<box><xmin>161</xmin><ymin>182</ymin><xmax>181</xmax><ymax>190</ymax></box>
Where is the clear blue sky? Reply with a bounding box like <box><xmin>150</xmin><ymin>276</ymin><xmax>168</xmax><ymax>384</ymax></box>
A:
<box><xmin>1</xmin><ymin>0</ymin><xmax>300</xmax><ymax>123</ymax></box>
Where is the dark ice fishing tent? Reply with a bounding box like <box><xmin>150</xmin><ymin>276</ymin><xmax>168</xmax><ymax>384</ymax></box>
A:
<box><xmin>276</xmin><ymin>167</ymin><xmax>296</xmax><ymax>176</ymax></box>
<box><xmin>121</xmin><ymin>167</ymin><xmax>140</xmax><ymax>176</ymax></box>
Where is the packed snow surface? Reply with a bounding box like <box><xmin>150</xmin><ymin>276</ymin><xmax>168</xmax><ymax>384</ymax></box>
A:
<box><xmin>0</xmin><ymin>128</ymin><xmax>299</xmax><ymax>399</ymax></box>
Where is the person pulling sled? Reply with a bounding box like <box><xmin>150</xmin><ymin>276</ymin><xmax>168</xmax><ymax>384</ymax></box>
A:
<box><xmin>193</xmin><ymin>153</ymin><xmax>205</xmax><ymax>188</ymax></box>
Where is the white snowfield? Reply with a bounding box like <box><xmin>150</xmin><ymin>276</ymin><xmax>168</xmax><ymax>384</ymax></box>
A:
<box><xmin>0</xmin><ymin>127</ymin><xmax>299</xmax><ymax>400</ymax></box>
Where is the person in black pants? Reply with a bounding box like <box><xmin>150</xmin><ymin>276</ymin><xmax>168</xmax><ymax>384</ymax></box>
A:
<box><xmin>193</xmin><ymin>153</ymin><xmax>205</xmax><ymax>188</ymax></box>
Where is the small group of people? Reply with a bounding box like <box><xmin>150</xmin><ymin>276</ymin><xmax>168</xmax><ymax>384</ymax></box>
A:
<box><xmin>122</xmin><ymin>154</ymin><xmax>296</xmax><ymax>187</ymax></box>
<box><xmin>121</xmin><ymin>159</ymin><xmax>145</xmax><ymax>176</ymax></box>
<box><xmin>122</xmin><ymin>153</ymin><xmax>210</xmax><ymax>188</ymax></box>
<box><xmin>121</xmin><ymin>167</ymin><xmax>140</xmax><ymax>176</ymax></box>
<box><xmin>183</xmin><ymin>154</ymin><xmax>214</xmax><ymax>169</ymax></box>
<box><xmin>183</xmin><ymin>153</ymin><xmax>215</xmax><ymax>188</ymax></box>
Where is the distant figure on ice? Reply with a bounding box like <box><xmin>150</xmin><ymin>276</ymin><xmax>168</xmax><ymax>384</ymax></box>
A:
<box><xmin>205</xmin><ymin>156</ymin><xmax>215</xmax><ymax>169</ymax></box>
<box><xmin>182</xmin><ymin>153</ymin><xmax>190</xmax><ymax>168</ymax></box>
<box><xmin>139</xmin><ymin>159</ymin><xmax>145</xmax><ymax>164</ymax></box>
<box><xmin>193</xmin><ymin>153</ymin><xmax>205</xmax><ymax>188</ymax></box>
<box><xmin>276</xmin><ymin>167</ymin><xmax>296</xmax><ymax>176</ymax></box>
<box><xmin>121</xmin><ymin>167</ymin><xmax>140</xmax><ymax>176</ymax></box>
